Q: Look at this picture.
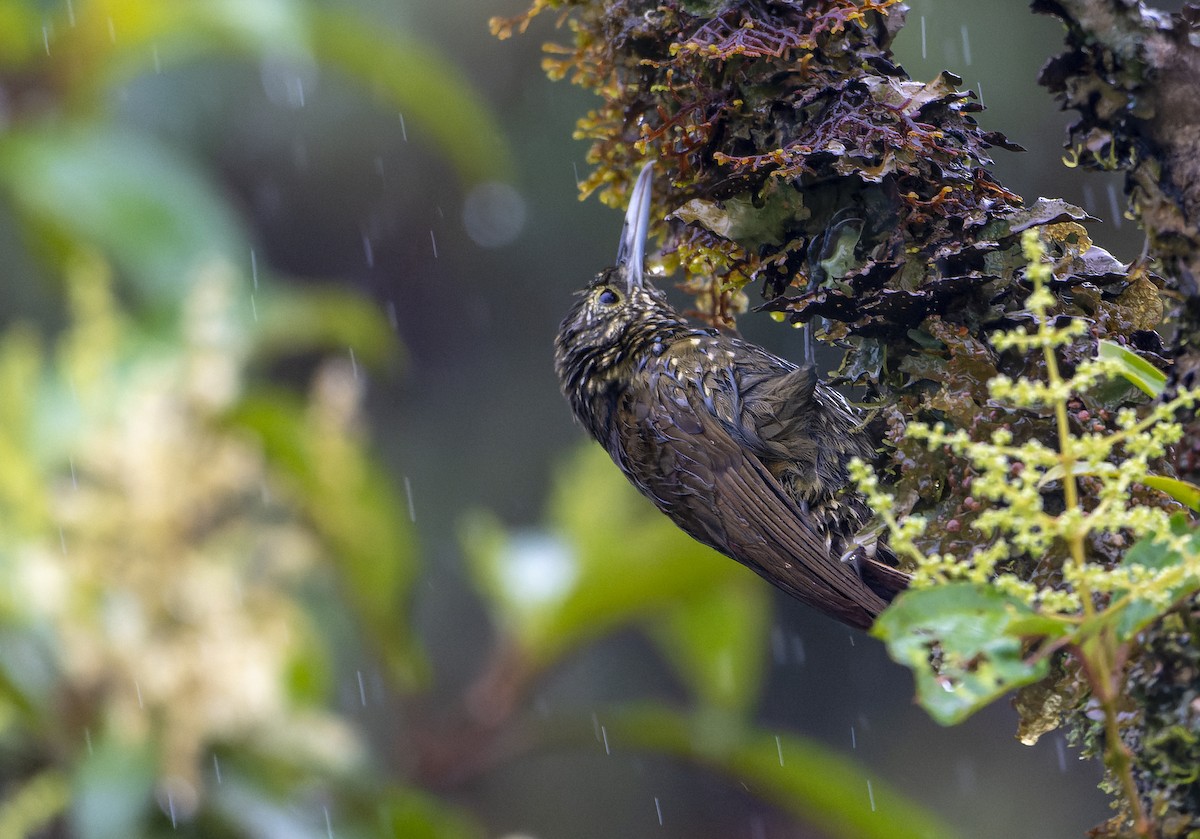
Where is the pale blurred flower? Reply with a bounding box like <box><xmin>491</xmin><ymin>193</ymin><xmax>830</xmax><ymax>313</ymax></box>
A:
<box><xmin>5</xmin><ymin>259</ymin><xmax>362</xmax><ymax>789</ymax></box>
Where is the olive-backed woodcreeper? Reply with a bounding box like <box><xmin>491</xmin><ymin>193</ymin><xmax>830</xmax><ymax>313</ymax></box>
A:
<box><xmin>554</xmin><ymin>163</ymin><xmax>907</xmax><ymax>629</ymax></box>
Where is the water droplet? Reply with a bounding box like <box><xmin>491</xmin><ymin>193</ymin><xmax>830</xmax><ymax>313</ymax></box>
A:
<box><xmin>867</xmin><ymin>779</ymin><xmax>876</xmax><ymax>811</ymax></box>
<box><xmin>1107</xmin><ymin>183</ymin><xmax>1123</xmax><ymax>229</ymax></box>
<box><xmin>362</xmin><ymin>232</ymin><xmax>375</xmax><ymax>267</ymax></box>
<box><xmin>775</xmin><ymin>735</ymin><xmax>784</xmax><ymax>766</ymax></box>
<box><xmin>404</xmin><ymin>476</ymin><xmax>416</xmax><ymax>522</ymax></box>
<box><xmin>960</xmin><ymin>25</ymin><xmax>972</xmax><ymax>65</ymax></box>
<box><xmin>654</xmin><ymin>797</ymin><xmax>663</xmax><ymax>826</ymax></box>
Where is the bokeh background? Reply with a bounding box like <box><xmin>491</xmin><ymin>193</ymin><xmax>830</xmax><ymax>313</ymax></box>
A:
<box><xmin>0</xmin><ymin>1</ymin><xmax>1161</xmax><ymax>837</ymax></box>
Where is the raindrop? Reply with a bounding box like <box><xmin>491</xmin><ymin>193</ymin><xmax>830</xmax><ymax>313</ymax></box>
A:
<box><xmin>403</xmin><ymin>476</ymin><xmax>416</xmax><ymax>522</ymax></box>
<box><xmin>654</xmin><ymin>797</ymin><xmax>663</xmax><ymax>826</ymax></box>
<box><xmin>261</xmin><ymin>53</ymin><xmax>318</xmax><ymax>109</ymax></box>
<box><xmin>770</xmin><ymin>625</ymin><xmax>787</xmax><ymax>663</ymax></box>
<box><xmin>42</xmin><ymin>25</ymin><xmax>49</xmax><ymax>55</ymax></box>
<box><xmin>790</xmin><ymin>634</ymin><xmax>805</xmax><ymax>665</ymax></box>
<box><xmin>250</xmin><ymin>294</ymin><xmax>258</xmax><ymax>323</ymax></box>
<box><xmin>572</xmin><ymin>161</ymin><xmax>582</xmax><ymax>188</ymax></box>
<box><xmin>850</xmin><ymin>725</ymin><xmax>856</xmax><ymax>749</ymax></box>
<box><xmin>775</xmin><ymin>735</ymin><xmax>784</xmax><ymax>766</ymax></box>
<box><xmin>167</xmin><ymin>792</ymin><xmax>176</xmax><ymax>828</ymax></box>
<box><xmin>66</xmin><ymin>0</ymin><xmax>75</xmax><ymax>27</ymax></box>
<box><xmin>601</xmin><ymin>725</ymin><xmax>611</xmax><ymax>755</ymax></box>
<box><xmin>1082</xmin><ymin>183</ymin><xmax>1097</xmax><ymax>216</ymax></box>
<box><xmin>867</xmin><ymin>779</ymin><xmax>876</xmax><ymax>811</ymax></box>
<box><xmin>362</xmin><ymin>233</ymin><xmax>375</xmax><ymax>267</ymax></box>
<box><xmin>463</xmin><ymin>182</ymin><xmax>528</xmax><ymax>248</ymax></box>
<box><xmin>848</xmin><ymin>633</ymin><xmax>855</xmax><ymax>646</ymax></box>
<box><xmin>84</xmin><ymin>727</ymin><xmax>92</xmax><ymax>754</ymax></box>
<box><xmin>250</xmin><ymin>249</ymin><xmax>259</xmax><ymax>289</ymax></box>
<box><xmin>1107</xmin><ymin>183</ymin><xmax>1123</xmax><ymax>229</ymax></box>
<box><xmin>324</xmin><ymin>805</ymin><xmax>334</xmax><ymax>839</ymax></box>
<box><xmin>213</xmin><ymin>755</ymin><xmax>223</xmax><ymax>784</ymax></box>
<box><xmin>135</xmin><ymin>681</ymin><xmax>144</xmax><ymax>708</ymax></box>
<box><xmin>430</xmin><ymin>229</ymin><xmax>439</xmax><ymax>258</ymax></box>
<box><xmin>399</xmin><ymin>112</ymin><xmax>408</xmax><ymax>142</ymax></box>
<box><xmin>1055</xmin><ymin>735</ymin><xmax>1068</xmax><ymax>772</ymax></box>
<box><xmin>348</xmin><ymin>347</ymin><xmax>358</xmax><ymax>379</ymax></box>
<box><xmin>976</xmin><ymin>82</ymin><xmax>984</xmax><ymax>109</ymax></box>
<box><xmin>920</xmin><ymin>16</ymin><xmax>926</xmax><ymax>59</ymax></box>
<box><xmin>386</xmin><ymin>300</ymin><xmax>399</xmax><ymax>333</ymax></box>
<box><xmin>960</xmin><ymin>25</ymin><xmax>972</xmax><ymax>65</ymax></box>
<box><xmin>356</xmin><ymin>670</ymin><xmax>367</xmax><ymax>707</ymax></box>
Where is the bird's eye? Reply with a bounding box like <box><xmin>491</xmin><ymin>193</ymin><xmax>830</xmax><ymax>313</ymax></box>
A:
<box><xmin>598</xmin><ymin>288</ymin><xmax>621</xmax><ymax>306</ymax></box>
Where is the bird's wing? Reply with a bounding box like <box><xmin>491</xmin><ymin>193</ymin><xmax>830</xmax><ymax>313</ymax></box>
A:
<box><xmin>693</xmin><ymin>340</ymin><xmax>824</xmax><ymax>464</ymax></box>
<box><xmin>611</xmin><ymin>372</ymin><xmax>887</xmax><ymax>629</ymax></box>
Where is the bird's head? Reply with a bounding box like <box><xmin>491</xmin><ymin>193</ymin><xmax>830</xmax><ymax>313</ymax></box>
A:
<box><xmin>554</xmin><ymin>162</ymin><xmax>686</xmax><ymax>420</ymax></box>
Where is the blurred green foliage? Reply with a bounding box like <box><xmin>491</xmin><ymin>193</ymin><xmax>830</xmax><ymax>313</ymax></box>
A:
<box><xmin>0</xmin><ymin>1</ymin><xmax>957</xmax><ymax>837</ymax></box>
<box><xmin>468</xmin><ymin>445</ymin><xmax>961</xmax><ymax>839</ymax></box>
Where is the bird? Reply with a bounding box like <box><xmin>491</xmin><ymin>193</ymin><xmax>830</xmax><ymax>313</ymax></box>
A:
<box><xmin>554</xmin><ymin>162</ymin><xmax>908</xmax><ymax>629</ymax></box>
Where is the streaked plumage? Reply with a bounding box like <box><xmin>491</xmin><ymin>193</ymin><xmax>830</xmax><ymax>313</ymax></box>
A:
<box><xmin>554</xmin><ymin>163</ymin><xmax>907</xmax><ymax>629</ymax></box>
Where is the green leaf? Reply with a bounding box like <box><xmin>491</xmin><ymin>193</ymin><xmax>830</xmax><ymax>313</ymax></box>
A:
<box><xmin>0</xmin><ymin>770</ymin><xmax>70</xmax><ymax>839</ymax></box>
<box><xmin>378</xmin><ymin>788</ymin><xmax>483</xmax><ymax>839</ymax></box>
<box><xmin>71</xmin><ymin>731</ymin><xmax>157</xmax><ymax>839</ymax></box>
<box><xmin>1097</xmin><ymin>339</ymin><xmax>1166</xmax><ymax>398</ymax></box>
<box><xmin>1114</xmin><ymin>514</ymin><xmax>1200</xmax><ymax>641</ymax></box>
<box><xmin>873</xmin><ymin>583</ymin><xmax>1066</xmax><ymax>725</ymax></box>
<box><xmin>62</xmin><ymin>0</ymin><xmax>512</xmax><ymax>185</ymax></box>
<box><xmin>230</xmin><ymin>390</ymin><xmax>426</xmax><ymax>689</ymax></box>
<box><xmin>252</xmin><ymin>285</ymin><xmax>402</xmax><ymax>370</ymax></box>
<box><xmin>601</xmin><ymin>704</ymin><xmax>962</xmax><ymax>839</ymax></box>
<box><xmin>648</xmin><ymin>581</ymin><xmax>771</xmax><ymax>713</ymax></box>
<box><xmin>0</xmin><ymin>125</ymin><xmax>245</xmax><ymax>308</ymax></box>
<box><xmin>1142</xmin><ymin>475</ymin><xmax>1200</xmax><ymax>512</ymax></box>
<box><xmin>309</xmin><ymin>8</ymin><xmax>513</xmax><ymax>184</ymax></box>
<box><xmin>464</xmin><ymin>445</ymin><xmax>762</xmax><ymax>669</ymax></box>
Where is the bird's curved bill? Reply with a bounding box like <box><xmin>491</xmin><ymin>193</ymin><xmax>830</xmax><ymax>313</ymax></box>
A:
<box><xmin>616</xmin><ymin>161</ymin><xmax>654</xmax><ymax>291</ymax></box>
